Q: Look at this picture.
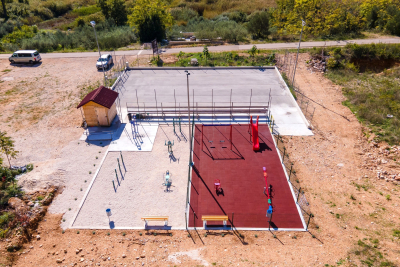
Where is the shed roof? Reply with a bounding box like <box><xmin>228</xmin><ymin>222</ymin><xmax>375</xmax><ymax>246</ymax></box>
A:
<box><xmin>77</xmin><ymin>86</ymin><xmax>119</xmax><ymax>109</ymax></box>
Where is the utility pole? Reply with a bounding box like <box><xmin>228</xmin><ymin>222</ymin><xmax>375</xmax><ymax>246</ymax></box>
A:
<box><xmin>90</xmin><ymin>21</ymin><xmax>106</xmax><ymax>85</ymax></box>
<box><xmin>292</xmin><ymin>20</ymin><xmax>306</xmax><ymax>88</ymax></box>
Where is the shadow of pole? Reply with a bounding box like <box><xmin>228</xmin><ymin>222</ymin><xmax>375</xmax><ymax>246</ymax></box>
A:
<box><xmin>192</xmin><ymin>165</ymin><xmax>247</xmax><ymax>245</ymax></box>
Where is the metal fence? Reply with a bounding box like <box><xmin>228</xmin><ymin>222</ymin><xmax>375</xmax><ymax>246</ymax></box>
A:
<box><xmin>275</xmin><ymin>52</ymin><xmax>316</xmax><ymax>124</ymax></box>
<box><xmin>268</xmin><ymin>113</ymin><xmax>314</xmax><ymax>230</ymax></box>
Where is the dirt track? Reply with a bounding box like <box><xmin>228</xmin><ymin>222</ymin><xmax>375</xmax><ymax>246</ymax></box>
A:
<box><xmin>1</xmin><ymin>54</ymin><xmax>400</xmax><ymax>266</ymax></box>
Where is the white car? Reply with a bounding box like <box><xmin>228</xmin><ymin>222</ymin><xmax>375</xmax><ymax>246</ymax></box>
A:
<box><xmin>96</xmin><ymin>54</ymin><xmax>113</xmax><ymax>70</ymax></box>
<box><xmin>9</xmin><ymin>50</ymin><xmax>41</xmax><ymax>64</ymax></box>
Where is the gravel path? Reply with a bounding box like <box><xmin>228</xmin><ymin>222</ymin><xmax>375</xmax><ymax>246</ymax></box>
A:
<box><xmin>72</xmin><ymin>125</ymin><xmax>190</xmax><ymax>229</ymax></box>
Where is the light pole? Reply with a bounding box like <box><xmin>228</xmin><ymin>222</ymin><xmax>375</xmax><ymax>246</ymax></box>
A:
<box><xmin>292</xmin><ymin>20</ymin><xmax>306</xmax><ymax>88</ymax></box>
<box><xmin>185</xmin><ymin>70</ymin><xmax>192</xmax><ymax>155</ymax></box>
<box><xmin>90</xmin><ymin>21</ymin><xmax>106</xmax><ymax>85</ymax></box>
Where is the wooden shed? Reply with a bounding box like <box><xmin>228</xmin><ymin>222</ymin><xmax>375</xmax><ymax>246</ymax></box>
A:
<box><xmin>77</xmin><ymin>86</ymin><xmax>119</xmax><ymax>127</ymax></box>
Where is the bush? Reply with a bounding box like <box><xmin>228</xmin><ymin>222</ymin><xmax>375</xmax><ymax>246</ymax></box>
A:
<box><xmin>170</xmin><ymin>7</ymin><xmax>198</xmax><ymax>21</ymax></box>
<box><xmin>247</xmin><ymin>11</ymin><xmax>269</xmax><ymax>39</ymax></box>
<box><xmin>42</xmin><ymin>1</ymin><xmax>72</xmax><ymax>17</ymax></box>
<box><xmin>19</xmin><ymin>23</ymin><xmax>137</xmax><ymax>52</ymax></box>
<box><xmin>72</xmin><ymin>5</ymin><xmax>102</xmax><ymax>17</ymax></box>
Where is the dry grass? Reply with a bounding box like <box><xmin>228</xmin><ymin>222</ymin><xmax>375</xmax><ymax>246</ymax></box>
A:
<box><xmin>171</xmin><ymin>0</ymin><xmax>276</xmax><ymax>18</ymax></box>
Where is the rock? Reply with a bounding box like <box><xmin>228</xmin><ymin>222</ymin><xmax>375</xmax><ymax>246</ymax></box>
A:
<box><xmin>136</xmin><ymin>257</ymin><xmax>140</xmax><ymax>260</ymax></box>
<box><xmin>27</xmin><ymin>202</ymin><xmax>34</xmax><ymax>207</ymax></box>
<box><xmin>36</xmin><ymin>235</ymin><xmax>40</xmax><ymax>240</ymax></box>
<box><xmin>140</xmin><ymin>255</ymin><xmax>145</xmax><ymax>258</ymax></box>
<box><xmin>56</xmin><ymin>259</ymin><xmax>63</xmax><ymax>263</ymax></box>
<box><xmin>8</xmin><ymin>197</ymin><xmax>28</xmax><ymax>213</ymax></box>
<box><xmin>122</xmin><ymin>254</ymin><xmax>126</xmax><ymax>258</ymax></box>
<box><xmin>80</xmin><ymin>258</ymin><xmax>84</xmax><ymax>262</ymax></box>
<box><xmin>64</xmin><ymin>249</ymin><xmax>67</xmax><ymax>253</ymax></box>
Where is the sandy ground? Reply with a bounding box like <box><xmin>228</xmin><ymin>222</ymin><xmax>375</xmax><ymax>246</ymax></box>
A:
<box><xmin>72</xmin><ymin>125</ymin><xmax>190</xmax><ymax>229</ymax></box>
<box><xmin>0</xmin><ymin>57</ymin><xmax>104</xmax><ymax>188</ymax></box>
<box><xmin>1</xmin><ymin>54</ymin><xmax>400</xmax><ymax>266</ymax></box>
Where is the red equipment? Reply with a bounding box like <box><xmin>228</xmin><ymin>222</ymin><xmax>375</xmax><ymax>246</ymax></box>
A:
<box><xmin>214</xmin><ymin>179</ymin><xmax>222</xmax><ymax>194</ymax></box>
<box><xmin>250</xmin><ymin>116</ymin><xmax>260</xmax><ymax>151</ymax></box>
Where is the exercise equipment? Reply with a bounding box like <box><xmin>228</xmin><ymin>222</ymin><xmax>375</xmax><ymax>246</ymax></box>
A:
<box><xmin>263</xmin><ymin>167</ymin><xmax>271</xmax><ymax>204</ymax></box>
<box><xmin>214</xmin><ymin>179</ymin><xmax>222</xmax><ymax>194</ymax></box>
<box><xmin>249</xmin><ymin>116</ymin><xmax>260</xmax><ymax>151</ymax></box>
<box><xmin>201</xmin><ymin>124</ymin><xmax>232</xmax><ymax>151</ymax></box>
<box><xmin>165</xmin><ymin>140</ymin><xmax>174</xmax><ymax>154</ymax></box>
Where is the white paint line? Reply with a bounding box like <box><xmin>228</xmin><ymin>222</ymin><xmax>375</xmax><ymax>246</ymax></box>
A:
<box><xmin>138</xmin><ymin>50</ymin><xmax>143</xmax><ymax>56</ymax></box>
<box><xmin>70</xmin><ymin>149</ymin><xmax>110</xmax><ymax>228</ymax></box>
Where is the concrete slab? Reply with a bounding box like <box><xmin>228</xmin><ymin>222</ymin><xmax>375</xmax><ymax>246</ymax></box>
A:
<box><xmin>117</xmin><ymin>67</ymin><xmax>313</xmax><ymax>136</ymax></box>
<box><xmin>108</xmin><ymin>124</ymin><xmax>158</xmax><ymax>152</ymax></box>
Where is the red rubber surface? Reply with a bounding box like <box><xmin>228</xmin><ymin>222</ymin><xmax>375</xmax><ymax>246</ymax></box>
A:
<box><xmin>189</xmin><ymin>124</ymin><xmax>303</xmax><ymax>229</ymax></box>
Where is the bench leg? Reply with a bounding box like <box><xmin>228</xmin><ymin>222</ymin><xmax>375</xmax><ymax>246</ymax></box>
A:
<box><xmin>203</xmin><ymin>220</ymin><xmax>206</xmax><ymax>228</ymax></box>
<box><xmin>164</xmin><ymin>220</ymin><xmax>168</xmax><ymax>227</ymax></box>
<box><xmin>144</xmin><ymin>220</ymin><xmax>148</xmax><ymax>228</ymax></box>
<box><xmin>223</xmin><ymin>220</ymin><xmax>227</xmax><ymax>226</ymax></box>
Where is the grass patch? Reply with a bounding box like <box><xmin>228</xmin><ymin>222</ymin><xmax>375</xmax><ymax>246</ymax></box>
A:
<box><xmin>164</xmin><ymin>50</ymin><xmax>276</xmax><ymax>68</ymax></box>
<box><xmin>326</xmin><ymin>65</ymin><xmax>400</xmax><ymax>144</ymax></box>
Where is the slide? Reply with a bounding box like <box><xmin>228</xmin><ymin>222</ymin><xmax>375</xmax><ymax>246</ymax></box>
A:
<box><xmin>250</xmin><ymin>116</ymin><xmax>260</xmax><ymax>151</ymax></box>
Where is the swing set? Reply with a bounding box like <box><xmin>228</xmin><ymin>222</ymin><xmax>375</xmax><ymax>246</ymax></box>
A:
<box><xmin>201</xmin><ymin>124</ymin><xmax>233</xmax><ymax>151</ymax></box>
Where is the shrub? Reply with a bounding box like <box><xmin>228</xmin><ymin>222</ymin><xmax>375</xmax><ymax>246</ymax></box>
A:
<box><xmin>170</xmin><ymin>7</ymin><xmax>198</xmax><ymax>21</ymax></box>
<box><xmin>247</xmin><ymin>11</ymin><xmax>270</xmax><ymax>39</ymax></box>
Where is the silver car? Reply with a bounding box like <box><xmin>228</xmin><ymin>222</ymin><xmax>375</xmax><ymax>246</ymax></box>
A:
<box><xmin>96</xmin><ymin>54</ymin><xmax>113</xmax><ymax>70</ymax></box>
<box><xmin>9</xmin><ymin>50</ymin><xmax>41</xmax><ymax>64</ymax></box>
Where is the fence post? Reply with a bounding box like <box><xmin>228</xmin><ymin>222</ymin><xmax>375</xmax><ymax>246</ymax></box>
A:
<box><xmin>282</xmin><ymin>147</ymin><xmax>286</xmax><ymax>163</ymax></box>
<box><xmin>289</xmin><ymin>164</ymin><xmax>293</xmax><ymax>180</ymax></box>
<box><xmin>277</xmin><ymin>133</ymin><xmax>280</xmax><ymax>146</ymax></box>
<box><xmin>296</xmin><ymin>187</ymin><xmax>302</xmax><ymax>203</ymax></box>
<box><xmin>306</xmin><ymin>214</ymin><xmax>312</xmax><ymax>230</ymax></box>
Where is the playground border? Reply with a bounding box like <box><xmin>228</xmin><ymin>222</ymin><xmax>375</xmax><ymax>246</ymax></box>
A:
<box><xmin>69</xmin><ymin>150</ymin><xmax>110</xmax><ymax>229</ymax></box>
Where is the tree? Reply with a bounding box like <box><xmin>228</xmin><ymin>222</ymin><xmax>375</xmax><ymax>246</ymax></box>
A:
<box><xmin>0</xmin><ymin>132</ymin><xmax>18</xmax><ymax>168</ymax></box>
<box><xmin>203</xmin><ymin>45</ymin><xmax>210</xmax><ymax>65</ymax></box>
<box><xmin>1</xmin><ymin>0</ymin><xmax>8</xmax><ymax>19</ymax></box>
<box><xmin>247</xmin><ymin>11</ymin><xmax>270</xmax><ymax>39</ymax></box>
<box><xmin>97</xmin><ymin>0</ymin><xmax>128</xmax><ymax>26</ymax></box>
<box><xmin>138</xmin><ymin>14</ymin><xmax>165</xmax><ymax>42</ymax></box>
<box><xmin>128</xmin><ymin>0</ymin><xmax>173</xmax><ymax>43</ymax></box>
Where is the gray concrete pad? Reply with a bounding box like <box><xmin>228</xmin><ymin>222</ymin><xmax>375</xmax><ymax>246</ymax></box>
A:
<box><xmin>117</xmin><ymin>67</ymin><xmax>312</xmax><ymax>136</ymax></box>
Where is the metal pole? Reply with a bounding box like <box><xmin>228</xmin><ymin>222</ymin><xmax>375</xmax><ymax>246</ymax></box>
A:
<box><xmin>292</xmin><ymin>20</ymin><xmax>306</xmax><ymax>87</ymax></box>
<box><xmin>91</xmin><ymin>23</ymin><xmax>106</xmax><ymax>85</ymax></box>
<box><xmin>185</xmin><ymin>71</ymin><xmax>192</xmax><ymax>155</ymax></box>
<box><xmin>154</xmin><ymin>89</ymin><xmax>159</xmax><ymax>124</ymax></box>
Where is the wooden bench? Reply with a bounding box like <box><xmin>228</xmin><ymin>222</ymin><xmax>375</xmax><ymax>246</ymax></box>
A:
<box><xmin>201</xmin><ymin>215</ymin><xmax>229</xmax><ymax>227</ymax></box>
<box><xmin>141</xmin><ymin>216</ymin><xmax>169</xmax><ymax>227</ymax></box>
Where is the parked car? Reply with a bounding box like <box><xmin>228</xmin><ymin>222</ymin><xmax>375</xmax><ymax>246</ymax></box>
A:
<box><xmin>96</xmin><ymin>54</ymin><xmax>113</xmax><ymax>70</ymax></box>
<box><xmin>9</xmin><ymin>50</ymin><xmax>41</xmax><ymax>64</ymax></box>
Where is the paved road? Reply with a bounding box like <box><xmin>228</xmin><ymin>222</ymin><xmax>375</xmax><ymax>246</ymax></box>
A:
<box><xmin>1</xmin><ymin>37</ymin><xmax>399</xmax><ymax>59</ymax></box>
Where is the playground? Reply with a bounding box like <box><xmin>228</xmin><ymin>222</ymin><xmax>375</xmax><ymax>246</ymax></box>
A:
<box><xmin>71</xmin><ymin>67</ymin><xmax>309</xmax><ymax>230</ymax></box>
<box><xmin>188</xmin><ymin>123</ymin><xmax>304</xmax><ymax>230</ymax></box>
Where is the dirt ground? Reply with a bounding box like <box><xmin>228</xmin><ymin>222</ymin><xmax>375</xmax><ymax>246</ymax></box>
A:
<box><xmin>1</xmin><ymin>54</ymin><xmax>400</xmax><ymax>266</ymax></box>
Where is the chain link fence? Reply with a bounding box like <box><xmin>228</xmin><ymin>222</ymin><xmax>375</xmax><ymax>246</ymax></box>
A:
<box><xmin>267</xmin><ymin>115</ymin><xmax>314</xmax><ymax>230</ymax></box>
<box><xmin>276</xmin><ymin>51</ymin><xmax>316</xmax><ymax>125</ymax></box>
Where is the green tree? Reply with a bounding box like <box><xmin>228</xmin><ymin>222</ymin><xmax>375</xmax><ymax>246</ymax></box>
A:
<box><xmin>0</xmin><ymin>132</ymin><xmax>18</xmax><ymax>168</ymax></box>
<box><xmin>97</xmin><ymin>0</ymin><xmax>128</xmax><ymax>26</ymax></box>
<box><xmin>138</xmin><ymin>14</ymin><xmax>165</xmax><ymax>42</ymax></box>
<box><xmin>247</xmin><ymin>11</ymin><xmax>270</xmax><ymax>39</ymax></box>
<box><xmin>203</xmin><ymin>45</ymin><xmax>210</xmax><ymax>65</ymax></box>
<box><xmin>128</xmin><ymin>0</ymin><xmax>173</xmax><ymax>42</ymax></box>
<box><xmin>1</xmin><ymin>0</ymin><xmax>7</xmax><ymax>19</ymax></box>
